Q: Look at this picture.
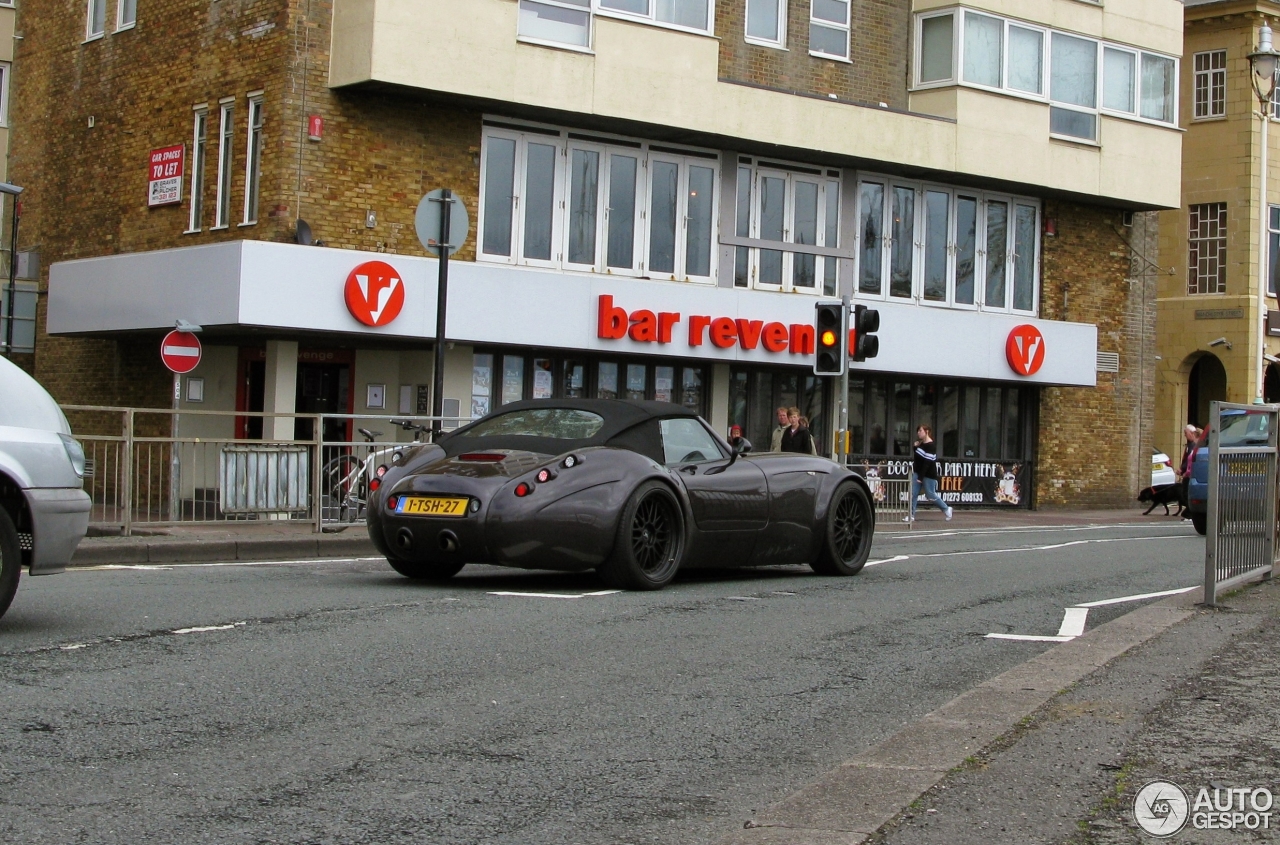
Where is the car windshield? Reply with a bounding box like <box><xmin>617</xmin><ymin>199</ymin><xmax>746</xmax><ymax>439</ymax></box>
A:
<box><xmin>460</xmin><ymin>408</ymin><xmax>605</xmax><ymax>440</ymax></box>
<box><xmin>1218</xmin><ymin>411</ymin><xmax>1271</xmax><ymax>446</ymax></box>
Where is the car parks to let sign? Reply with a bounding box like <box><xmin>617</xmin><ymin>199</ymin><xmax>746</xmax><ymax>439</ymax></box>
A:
<box><xmin>160</xmin><ymin>330</ymin><xmax>202</xmax><ymax>374</ymax></box>
<box><xmin>148</xmin><ymin>145</ymin><xmax>185</xmax><ymax>207</ymax></box>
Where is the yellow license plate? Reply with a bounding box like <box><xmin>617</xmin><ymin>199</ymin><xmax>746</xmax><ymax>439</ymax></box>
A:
<box><xmin>397</xmin><ymin>496</ymin><xmax>469</xmax><ymax>517</ymax></box>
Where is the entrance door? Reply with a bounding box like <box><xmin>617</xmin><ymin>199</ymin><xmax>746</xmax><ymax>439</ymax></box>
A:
<box><xmin>295</xmin><ymin>363</ymin><xmax>351</xmax><ymax>442</ymax></box>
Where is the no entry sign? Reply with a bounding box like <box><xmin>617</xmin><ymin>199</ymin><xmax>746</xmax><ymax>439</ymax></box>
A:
<box><xmin>161</xmin><ymin>330</ymin><xmax>202</xmax><ymax>374</ymax></box>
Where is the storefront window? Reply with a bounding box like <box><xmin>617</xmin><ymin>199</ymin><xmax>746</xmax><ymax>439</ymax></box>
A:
<box><xmin>472</xmin><ymin>354</ymin><xmax>494</xmax><ymax>419</ymax></box>
<box><xmin>533</xmin><ymin>358</ymin><xmax>555</xmax><ymax>399</ymax></box>
<box><xmin>625</xmin><ymin>364</ymin><xmax>647</xmax><ymax>400</ymax></box>
<box><xmin>597</xmin><ymin>362</ymin><xmax>619</xmax><ymax>399</ymax></box>
<box><xmin>868</xmin><ymin>381</ymin><xmax>887</xmax><ymax>455</ymax></box>
<box><xmin>847</xmin><ymin>379</ymin><xmax>865</xmax><ymax>455</ymax></box>
<box><xmin>1005</xmin><ymin>388</ymin><xmax>1022</xmax><ymax>457</ymax></box>
<box><xmin>729</xmin><ymin>370</ymin><xmax>749</xmax><ymax>431</ymax></box>
<box><xmin>563</xmin><ymin>359</ymin><xmax>587</xmax><ymax>398</ymax></box>
<box><xmin>892</xmin><ymin>382</ymin><xmax>912</xmax><ymax>456</ymax></box>
<box><xmin>939</xmin><ymin>384</ymin><xmax>959</xmax><ymax>457</ymax></box>
<box><xmin>963</xmin><ymin>387</ymin><xmax>980</xmax><ymax>457</ymax></box>
<box><xmin>985</xmin><ymin>386</ymin><xmax>1003</xmax><ymax>457</ymax></box>
<box><xmin>502</xmin><ymin>356</ymin><xmax>525</xmax><ymax>406</ymax></box>
<box><xmin>915</xmin><ymin>383</ymin><xmax>936</xmax><ymax>442</ymax></box>
<box><xmin>681</xmin><ymin>368</ymin><xmax>703</xmax><ymax>413</ymax></box>
<box><xmin>654</xmin><ymin>365</ymin><xmax>675</xmax><ymax>402</ymax></box>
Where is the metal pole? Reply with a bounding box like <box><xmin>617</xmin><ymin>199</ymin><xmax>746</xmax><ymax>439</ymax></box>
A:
<box><xmin>170</xmin><ymin>372</ymin><xmax>181</xmax><ymax>521</ymax></box>
<box><xmin>1259</xmin><ymin>99</ymin><xmax>1271</xmax><ymax>404</ymax></box>
<box><xmin>838</xmin><ymin>295</ymin><xmax>850</xmax><ymax>462</ymax></box>
<box><xmin>1205</xmin><ymin>401</ymin><xmax>1222</xmax><ymax>606</ymax></box>
<box><xmin>122</xmin><ymin>409</ymin><xmax>134</xmax><ymax>537</ymax></box>
<box><xmin>3</xmin><ymin>198</ymin><xmax>19</xmax><ymax>358</ymax></box>
<box><xmin>431</xmin><ymin>189</ymin><xmax>453</xmax><ymax>442</ymax></box>
<box><xmin>313</xmin><ymin>413</ymin><xmax>323</xmax><ymax>533</ymax></box>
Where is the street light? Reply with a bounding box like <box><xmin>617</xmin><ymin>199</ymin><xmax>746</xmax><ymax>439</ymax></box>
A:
<box><xmin>0</xmin><ymin>181</ymin><xmax>21</xmax><ymax>359</ymax></box>
<box><xmin>1249</xmin><ymin>23</ymin><xmax>1280</xmax><ymax>403</ymax></box>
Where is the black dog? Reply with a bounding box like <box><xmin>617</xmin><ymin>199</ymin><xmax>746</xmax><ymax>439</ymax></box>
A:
<box><xmin>1138</xmin><ymin>484</ymin><xmax>1184</xmax><ymax>516</ymax></box>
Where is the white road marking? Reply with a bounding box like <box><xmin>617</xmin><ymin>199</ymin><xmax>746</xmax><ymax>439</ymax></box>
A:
<box><xmin>76</xmin><ymin>557</ymin><xmax>385</xmax><ymax>572</ymax></box>
<box><xmin>486</xmin><ymin>590</ymin><xmax>622</xmax><ymax>599</ymax></box>
<box><xmin>865</xmin><ymin>555</ymin><xmax>910</xmax><ymax>568</ymax></box>
<box><xmin>883</xmin><ymin>522</ymin><xmax>1191</xmax><ymax>542</ymax></box>
<box><xmin>170</xmin><ymin>622</ymin><xmax>247</xmax><ymax>635</ymax></box>
<box><xmin>987</xmin><ymin>586</ymin><xmax>1198</xmax><ymax>643</ymax></box>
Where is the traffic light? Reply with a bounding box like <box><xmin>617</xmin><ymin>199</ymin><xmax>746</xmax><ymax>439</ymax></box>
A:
<box><xmin>813</xmin><ymin>301</ymin><xmax>847</xmax><ymax>376</ymax></box>
<box><xmin>851</xmin><ymin>304</ymin><xmax>880</xmax><ymax>362</ymax></box>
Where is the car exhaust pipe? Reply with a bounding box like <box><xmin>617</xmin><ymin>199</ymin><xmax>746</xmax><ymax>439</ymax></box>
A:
<box><xmin>437</xmin><ymin>530</ymin><xmax>459</xmax><ymax>553</ymax></box>
<box><xmin>395</xmin><ymin>527</ymin><xmax>414</xmax><ymax>550</ymax></box>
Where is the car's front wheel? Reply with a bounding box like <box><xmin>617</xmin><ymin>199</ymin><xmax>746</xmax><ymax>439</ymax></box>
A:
<box><xmin>386</xmin><ymin>556</ymin><xmax>467</xmax><ymax>582</ymax></box>
<box><xmin>0</xmin><ymin>507</ymin><xmax>22</xmax><ymax>620</ymax></box>
<box><xmin>597</xmin><ymin>481</ymin><xmax>685</xmax><ymax>590</ymax></box>
<box><xmin>811</xmin><ymin>481</ymin><xmax>874</xmax><ymax>576</ymax></box>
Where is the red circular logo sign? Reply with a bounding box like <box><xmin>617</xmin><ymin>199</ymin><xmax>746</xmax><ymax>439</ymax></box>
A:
<box><xmin>344</xmin><ymin>260</ymin><xmax>405</xmax><ymax>327</ymax></box>
<box><xmin>1005</xmin><ymin>324</ymin><xmax>1046</xmax><ymax>376</ymax></box>
<box><xmin>160</xmin><ymin>330</ymin><xmax>202</xmax><ymax>374</ymax></box>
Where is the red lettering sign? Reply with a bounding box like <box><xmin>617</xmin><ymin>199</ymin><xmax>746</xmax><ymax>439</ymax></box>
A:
<box><xmin>344</xmin><ymin>260</ymin><xmax>405</xmax><ymax>327</ymax></box>
<box><xmin>147</xmin><ymin>144</ymin><xmax>185</xmax><ymax>207</ymax></box>
<box><xmin>1006</xmin><ymin>324</ymin><xmax>1046</xmax><ymax>376</ymax></box>
<box><xmin>595</xmin><ymin>295</ymin><xmax>818</xmax><ymax>358</ymax></box>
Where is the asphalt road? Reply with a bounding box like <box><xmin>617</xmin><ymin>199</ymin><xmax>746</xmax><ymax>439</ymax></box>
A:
<box><xmin>0</xmin><ymin>520</ymin><xmax>1204</xmax><ymax>845</ymax></box>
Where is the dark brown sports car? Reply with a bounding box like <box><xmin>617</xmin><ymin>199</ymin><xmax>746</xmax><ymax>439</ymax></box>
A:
<box><xmin>366</xmin><ymin>399</ymin><xmax>875</xmax><ymax>590</ymax></box>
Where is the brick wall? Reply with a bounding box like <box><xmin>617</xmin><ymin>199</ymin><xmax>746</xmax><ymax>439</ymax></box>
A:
<box><xmin>1036</xmin><ymin>202</ymin><xmax>1156</xmax><ymax>507</ymax></box>
<box><xmin>12</xmin><ymin>0</ymin><xmax>481</xmax><ymax>411</ymax></box>
<box><xmin>715</xmin><ymin>0</ymin><xmax>908</xmax><ymax>108</ymax></box>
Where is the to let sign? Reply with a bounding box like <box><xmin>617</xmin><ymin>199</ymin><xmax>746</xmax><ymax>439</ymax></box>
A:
<box><xmin>148</xmin><ymin>145</ymin><xmax>185</xmax><ymax>207</ymax></box>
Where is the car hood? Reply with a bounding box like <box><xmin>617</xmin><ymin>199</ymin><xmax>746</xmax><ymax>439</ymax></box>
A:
<box><xmin>0</xmin><ymin>356</ymin><xmax>71</xmax><ymax>434</ymax></box>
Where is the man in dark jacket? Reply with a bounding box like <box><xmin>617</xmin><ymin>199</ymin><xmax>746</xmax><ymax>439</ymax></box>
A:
<box><xmin>906</xmin><ymin>425</ymin><xmax>952</xmax><ymax>523</ymax></box>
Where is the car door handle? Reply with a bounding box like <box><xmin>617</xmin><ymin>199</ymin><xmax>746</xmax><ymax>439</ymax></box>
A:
<box><xmin>680</xmin><ymin>465</ymin><xmax>698</xmax><ymax>475</ymax></box>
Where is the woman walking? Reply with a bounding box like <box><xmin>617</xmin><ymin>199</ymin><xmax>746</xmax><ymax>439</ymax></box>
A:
<box><xmin>905</xmin><ymin>425</ymin><xmax>952</xmax><ymax>523</ymax></box>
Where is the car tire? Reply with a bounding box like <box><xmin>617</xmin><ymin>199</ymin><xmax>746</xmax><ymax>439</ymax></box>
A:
<box><xmin>597</xmin><ymin>480</ymin><xmax>685</xmax><ymax>591</ymax></box>
<box><xmin>385</xmin><ymin>555</ymin><xmax>467</xmax><ymax>582</ymax></box>
<box><xmin>811</xmin><ymin>481</ymin><xmax>874</xmax><ymax>576</ymax></box>
<box><xmin>0</xmin><ymin>507</ymin><xmax>21</xmax><ymax>620</ymax></box>
<box><xmin>1191</xmin><ymin>513</ymin><xmax>1207</xmax><ymax>536</ymax></box>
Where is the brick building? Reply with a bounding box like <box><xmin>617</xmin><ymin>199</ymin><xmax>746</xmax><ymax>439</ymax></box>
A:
<box><xmin>14</xmin><ymin>0</ymin><xmax>1182</xmax><ymax>508</ymax></box>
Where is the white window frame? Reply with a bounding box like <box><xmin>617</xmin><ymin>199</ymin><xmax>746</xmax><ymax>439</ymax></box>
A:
<box><xmin>809</xmin><ymin>0</ymin><xmax>850</xmax><ymax>62</ymax></box>
<box><xmin>117</xmin><ymin>0</ymin><xmax>138</xmax><ymax>31</ymax></box>
<box><xmin>186</xmin><ymin>106</ymin><xmax>209</xmax><ymax>233</ymax></box>
<box><xmin>516</xmin><ymin>0</ymin><xmax>595</xmax><ymax>53</ymax></box>
<box><xmin>0</xmin><ymin>64</ymin><xmax>9</xmax><ymax>128</ymax></box>
<box><xmin>912</xmin><ymin>8</ymin><xmax>1180</xmax><ymax>136</ymax></box>
<box><xmin>213</xmin><ymin>99</ymin><xmax>235</xmax><ymax>230</ymax></box>
<box><xmin>739</xmin><ymin>160</ymin><xmax>840</xmax><ymax>295</ymax></box>
<box><xmin>1193</xmin><ymin>49</ymin><xmax>1227</xmax><ymax>120</ymax></box>
<box><xmin>241</xmin><ymin>93</ymin><xmax>264</xmax><ymax>226</ymax></box>
<box><xmin>85</xmin><ymin>0</ymin><xmax>107</xmax><ymax>40</ymax></box>
<box><xmin>745</xmin><ymin>0</ymin><xmax>786</xmax><ymax>49</ymax></box>
<box><xmin>854</xmin><ymin>173</ymin><xmax>1041</xmax><ymax>317</ymax></box>
<box><xmin>477</xmin><ymin>121</ymin><xmax>719</xmax><ymax>283</ymax></box>
<box><xmin>1100</xmin><ymin>44</ymin><xmax>1138</xmax><ymax>117</ymax></box>
<box><xmin>594</xmin><ymin>0</ymin><xmax>715</xmax><ymax>38</ymax></box>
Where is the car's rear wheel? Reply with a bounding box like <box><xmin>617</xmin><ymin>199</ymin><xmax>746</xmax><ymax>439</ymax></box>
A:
<box><xmin>812</xmin><ymin>481</ymin><xmax>873</xmax><ymax>576</ymax></box>
<box><xmin>386</xmin><ymin>556</ymin><xmax>467</xmax><ymax>582</ymax></box>
<box><xmin>0</xmin><ymin>507</ymin><xmax>22</xmax><ymax>620</ymax></box>
<box><xmin>1191</xmin><ymin>513</ymin><xmax>1207</xmax><ymax>536</ymax></box>
<box><xmin>598</xmin><ymin>481</ymin><xmax>685</xmax><ymax>590</ymax></box>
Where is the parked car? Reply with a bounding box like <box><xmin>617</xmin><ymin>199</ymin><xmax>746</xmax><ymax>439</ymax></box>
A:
<box><xmin>367</xmin><ymin>398</ymin><xmax>876</xmax><ymax>590</ymax></box>
<box><xmin>1151</xmin><ymin>449</ymin><xmax>1176</xmax><ymax>487</ymax></box>
<box><xmin>0</xmin><ymin>356</ymin><xmax>92</xmax><ymax>619</ymax></box>
<box><xmin>1185</xmin><ymin>408</ymin><xmax>1268</xmax><ymax>536</ymax></box>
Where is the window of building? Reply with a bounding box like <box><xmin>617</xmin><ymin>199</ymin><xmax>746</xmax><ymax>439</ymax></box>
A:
<box><xmin>598</xmin><ymin>0</ymin><xmax>710</xmax><ymax>32</ymax></box>
<box><xmin>746</xmin><ymin>0</ymin><xmax>785</xmax><ymax>46</ymax></box>
<box><xmin>1269</xmin><ymin>206</ymin><xmax>1280</xmax><ymax>297</ymax></box>
<box><xmin>519</xmin><ymin>0</ymin><xmax>712</xmax><ymax>49</ymax></box>
<box><xmin>242</xmin><ymin>95</ymin><xmax>264</xmax><ymax>225</ymax></box>
<box><xmin>914</xmin><ymin>9</ymin><xmax>1179</xmax><ymax>140</ymax></box>
<box><xmin>1193</xmin><ymin>50</ymin><xmax>1227</xmax><ymax>119</ymax></box>
<box><xmin>86</xmin><ymin>0</ymin><xmax>106</xmax><ymax>39</ymax></box>
<box><xmin>857</xmin><ymin>175</ymin><xmax>1039</xmax><ymax>315</ymax></box>
<box><xmin>728</xmin><ymin>367</ymin><xmax>828</xmax><ymax>451</ymax></box>
<box><xmin>478</xmin><ymin>122</ymin><xmax>718</xmax><ymax>282</ymax></box>
<box><xmin>187</xmin><ymin>107</ymin><xmax>208</xmax><ymax>233</ymax></box>
<box><xmin>1188</xmin><ymin>202</ymin><xmax>1227</xmax><ymax>295</ymax></box>
<box><xmin>117</xmin><ymin>0</ymin><xmax>138</xmax><ymax>30</ymax></box>
<box><xmin>0</xmin><ymin>281</ymin><xmax>37</xmax><ymax>354</ymax></box>
<box><xmin>734</xmin><ymin>161</ymin><xmax>840</xmax><ymax>295</ymax></box>
<box><xmin>0</xmin><ymin>64</ymin><xmax>8</xmax><ymax>127</ymax></box>
<box><xmin>214</xmin><ymin>101</ymin><xmax>235</xmax><ymax>229</ymax></box>
<box><xmin>810</xmin><ymin>0</ymin><xmax>849</xmax><ymax>60</ymax></box>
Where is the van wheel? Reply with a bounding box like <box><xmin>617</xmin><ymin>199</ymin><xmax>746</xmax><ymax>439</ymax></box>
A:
<box><xmin>1191</xmin><ymin>513</ymin><xmax>1207</xmax><ymax>536</ymax></box>
<box><xmin>0</xmin><ymin>508</ymin><xmax>22</xmax><ymax>620</ymax></box>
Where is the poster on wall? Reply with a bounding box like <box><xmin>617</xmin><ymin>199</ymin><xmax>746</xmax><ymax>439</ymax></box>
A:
<box><xmin>147</xmin><ymin>145</ymin><xmax>185</xmax><ymax>207</ymax></box>
<box><xmin>853</xmin><ymin>458</ymin><xmax>1029</xmax><ymax>507</ymax></box>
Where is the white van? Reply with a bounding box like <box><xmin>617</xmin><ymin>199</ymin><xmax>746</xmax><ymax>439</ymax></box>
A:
<box><xmin>0</xmin><ymin>355</ymin><xmax>91</xmax><ymax>619</ymax></box>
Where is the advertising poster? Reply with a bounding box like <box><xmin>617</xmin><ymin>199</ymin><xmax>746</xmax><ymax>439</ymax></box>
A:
<box><xmin>148</xmin><ymin>145</ymin><xmax>185</xmax><ymax>206</ymax></box>
<box><xmin>853</xmin><ymin>458</ymin><xmax>1029</xmax><ymax>507</ymax></box>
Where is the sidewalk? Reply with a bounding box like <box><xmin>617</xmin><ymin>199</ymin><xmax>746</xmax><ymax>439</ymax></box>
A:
<box><xmin>70</xmin><ymin>506</ymin><xmax>1166</xmax><ymax>567</ymax></box>
<box><xmin>714</xmin><ymin>576</ymin><xmax>1279</xmax><ymax>845</ymax></box>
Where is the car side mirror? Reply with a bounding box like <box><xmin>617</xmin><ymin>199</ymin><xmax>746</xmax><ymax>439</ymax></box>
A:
<box><xmin>735</xmin><ymin>439</ymin><xmax>752</xmax><ymax>455</ymax></box>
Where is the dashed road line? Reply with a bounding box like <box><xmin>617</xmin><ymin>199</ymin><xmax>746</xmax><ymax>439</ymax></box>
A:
<box><xmin>486</xmin><ymin>590</ymin><xmax>622</xmax><ymax>599</ymax></box>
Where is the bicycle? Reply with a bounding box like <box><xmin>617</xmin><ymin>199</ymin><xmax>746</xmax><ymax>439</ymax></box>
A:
<box><xmin>321</xmin><ymin>420</ymin><xmax>432</xmax><ymax>523</ymax></box>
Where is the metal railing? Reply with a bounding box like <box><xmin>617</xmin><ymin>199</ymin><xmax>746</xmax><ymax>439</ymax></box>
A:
<box><xmin>1204</xmin><ymin>401</ymin><xmax>1279</xmax><ymax>606</ymax></box>
<box><xmin>62</xmin><ymin>406</ymin><xmax>464</xmax><ymax>535</ymax></box>
<box><xmin>867</xmin><ymin>478</ymin><xmax>910</xmax><ymax>515</ymax></box>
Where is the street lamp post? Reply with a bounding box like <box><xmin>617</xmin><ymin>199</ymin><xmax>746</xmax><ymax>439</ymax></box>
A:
<box><xmin>0</xmin><ymin>181</ymin><xmax>23</xmax><ymax>359</ymax></box>
<box><xmin>1249</xmin><ymin>23</ymin><xmax>1280</xmax><ymax>403</ymax></box>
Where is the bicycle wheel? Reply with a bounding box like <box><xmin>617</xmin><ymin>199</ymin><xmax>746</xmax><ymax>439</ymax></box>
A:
<box><xmin>322</xmin><ymin>454</ymin><xmax>362</xmax><ymax>523</ymax></box>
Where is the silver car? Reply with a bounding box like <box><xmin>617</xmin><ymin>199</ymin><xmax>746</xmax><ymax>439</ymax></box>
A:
<box><xmin>0</xmin><ymin>356</ymin><xmax>91</xmax><ymax>619</ymax></box>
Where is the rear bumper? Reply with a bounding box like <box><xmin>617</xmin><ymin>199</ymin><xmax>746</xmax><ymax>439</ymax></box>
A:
<box><xmin>25</xmin><ymin>487</ymin><xmax>91</xmax><ymax>575</ymax></box>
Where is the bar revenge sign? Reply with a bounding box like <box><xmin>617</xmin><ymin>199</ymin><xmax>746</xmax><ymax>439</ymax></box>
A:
<box><xmin>148</xmin><ymin>145</ymin><xmax>185</xmax><ymax>207</ymax></box>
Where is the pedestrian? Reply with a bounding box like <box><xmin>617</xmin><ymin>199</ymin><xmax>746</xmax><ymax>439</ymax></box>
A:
<box><xmin>1177</xmin><ymin>423</ymin><xmax>1199</xmax><ymax>520</ymax></box>
<box><xmin>769</xmin><ymin>407</ymin><xmax>789</xmax><ymax>452</ymax></box>
<box><xmin>728</xmin><ymin>424</ymin><xmax>752</xmax><ymax>454</ymax></box>
<box><xmin>904</xmin><ymin>424</ymin><xmax>952</xmax><ymax>523</ymax></box>
<box><xmin>781</xmin><ymin>407</ymin><xmax>815</xmax><ymax>454</ymax></box>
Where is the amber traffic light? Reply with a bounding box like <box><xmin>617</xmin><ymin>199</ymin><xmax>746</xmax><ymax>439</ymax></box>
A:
<box><xmin>813</xmin><ymin>302</ymin><xmax>847</xmax><ymax>376</ymax></box>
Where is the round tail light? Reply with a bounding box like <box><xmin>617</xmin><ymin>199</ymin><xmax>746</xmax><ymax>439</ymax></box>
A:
<box><xmin>514</xmin><ymin>482</ymin><xmax>533</xmax><ymax>497</ymax></box>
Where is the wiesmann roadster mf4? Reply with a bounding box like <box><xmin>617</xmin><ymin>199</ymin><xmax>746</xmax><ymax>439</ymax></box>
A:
<box><xmin>366</xmin><ymin>399</ymin><xmax>875</xmax><ymax>590</ymax></box>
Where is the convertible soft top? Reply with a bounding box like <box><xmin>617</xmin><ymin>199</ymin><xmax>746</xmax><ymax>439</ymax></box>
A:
<box><xmin>437</xmin><ymin>398</ymin><xmax>702</xmax><ymax>458</ymax></box>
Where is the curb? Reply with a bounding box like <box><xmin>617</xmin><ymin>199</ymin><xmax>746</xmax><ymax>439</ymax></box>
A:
<box><xmin>68</xmin><ymin>535</ymin><xmax>379</xmax><ymax>566</ymax></box>
<box><xmin>711</xmin><ymin>591</ymin><xmax>1202</xmax><ymax>845</ymax></box>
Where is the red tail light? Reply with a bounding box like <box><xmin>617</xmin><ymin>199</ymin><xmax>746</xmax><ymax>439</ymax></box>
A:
<box><xmin>387</xmin><ymin>496</ymin><xmax>399</xmax><ymax>510</ymax></box>
<box><xmin>369</xmin><ymin>478</ymin><xmax>381</xmax><ymax>492</ymax></box>
<box><xmin>514</xmin><ymin>482</ymin><xmax>533</xmax><ymax>497</ymax></box>
<box><xmin>460</xmin><ymin>453</ymin><xmax>506</xmax><ymax>462</ymax></box>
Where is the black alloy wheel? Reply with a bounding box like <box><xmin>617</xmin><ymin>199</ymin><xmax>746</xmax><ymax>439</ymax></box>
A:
<box><xmin>0</xmin><ymin>507</ymin><xmax>22</xmax><ymax>620</ymax></box>
<box><xmin>598</xmin><ymin>481</ymin><xmax>685</xmax><ymax>590</ymax></box>
<box><xmin>812</xmin><ymin>481</ymin><xmax>874</xmax><ymax>576</ymax></box>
